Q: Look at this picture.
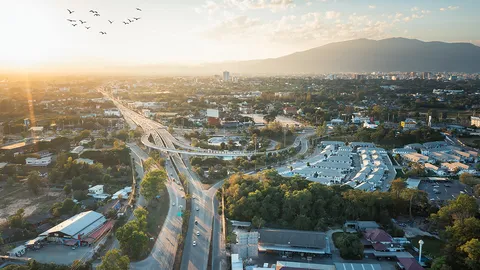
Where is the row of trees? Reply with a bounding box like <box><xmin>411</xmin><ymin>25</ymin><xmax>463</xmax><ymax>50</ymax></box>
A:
<box><xmin>429</xmin><ymin>194</ymin><xmax>480</xmax><ymax>270</ymax></box>
<box><xmin>220</xmin><ymin>171</ymin><xmax>432</xmax><ymax>231</ymax></box>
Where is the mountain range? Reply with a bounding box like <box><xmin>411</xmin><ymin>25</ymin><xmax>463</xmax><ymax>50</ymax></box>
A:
<box><xmin>6</xmin><ymin>38</ymin><xmax>480</xmax><ymax>75</ymax></box>
<box><xmin>202</xmin><ymin>38</ymin><xmax>480</xmax><ymax>74</ymax></box>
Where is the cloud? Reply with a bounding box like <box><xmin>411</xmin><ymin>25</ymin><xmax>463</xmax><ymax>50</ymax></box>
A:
<box><xmin>440</xmin><ymin>6</ymin><xmax>459</xmax><ymax>11</ymax></box>
<box><xmin>224</xmin><ymin>0</ymin><xmax>296</xmax><ymax>11</ymax></box>
<box><xmin>203</xmin><ymin>15</ymin><xmax>262</xmax><ymax>39</ymax></box>
<box><xmin>325</xmin><ymin>11</ymin><xmax>341</xmax><ymax>19</ymax></box>
<box><xmin>411</xmin><ymin>7</ymin><xmax>418</xmax><ymax>12</ymax></box>
<box><xmin>368</xmin><ymin>5</ymin><xmax>376</xmax><ymax>9</ymax></box>
<box><xmin>195</xmin><ymin>0</ymin><xmax>221</xmax><ymax>15</ymax></box>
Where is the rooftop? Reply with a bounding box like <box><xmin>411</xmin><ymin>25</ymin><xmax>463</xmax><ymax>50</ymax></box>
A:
<box><xmin>258</xmin><ymin>229</ymin><xmax>327</xmax><ymax>250</ymax></box>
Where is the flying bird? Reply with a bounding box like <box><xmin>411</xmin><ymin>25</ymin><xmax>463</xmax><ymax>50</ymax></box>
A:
<box><xmin>123</xmin><ymin>21</ymin><xmax>129</xmax><ymax>25</ymax></box>
<box><xmin>133</xmin><ymin>17</ymin><xmax>141</xmax><ymax>20</ymax></box>
<box><xmin>67</xmin><ymin>9</ymin><xmax>74</xmax><ymax>14</ymax></box>
<box><xmin>136</xmin><ymin>8</ymin><xmax>142</xmax><ymax>11</ymax></box>
<box><xmin>85</xmin><ymin>26</ymin><xmax>91</xmax><ymax>29</ymax></box>
<box><xmin>94</xmin><ymin>13</ymin><xmax>100</xmax><ymax>17</ymax></box>
<box><xmin>72</xmin><ymin>24</ymin><xmax>77</xmax><ymax>27</ymax></box>
<box><xmin>89</xmin><ymin>10</ymin><xmax>95</xmax><ymax>13</ymax></box>
<box><xmin>108</xmin><ymin>20</ymin><xmax>114</xmax><ymax>24</ymax></box>
<box><xmin>99</xmin><ymin>31</ymin><xmax>107</xmax><ymax>35</ymax></box>
<box><xmin>128</xmin><ymin>18</ymin><xmax>134</xmax><ymax>23</ymax></box>
<box><xmin>79</xmin><ymin>20</ymin><xmax>86</xmax><ymax>24</ymax></box>
<box><xmin>67</xmin><ymin>19</ymin><xmax>76</xmax><ymax>22</ymax></box>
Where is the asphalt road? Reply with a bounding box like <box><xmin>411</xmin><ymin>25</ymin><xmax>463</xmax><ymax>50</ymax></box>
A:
<box><xmin>127</xmin><ymin>144</ymin><xmax>186</xmax><ymax>270</ymax></box>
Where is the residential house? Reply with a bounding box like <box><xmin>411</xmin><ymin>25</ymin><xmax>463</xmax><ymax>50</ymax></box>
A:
<box><xmin>424</xmin><ymin>163</ymin><xmax>447</xmax><ymax>176</ymax></box>
<box><xmin>283</xmin><ymin>106</ymin><xmax>297</xmax><ymax>115</ymax></box>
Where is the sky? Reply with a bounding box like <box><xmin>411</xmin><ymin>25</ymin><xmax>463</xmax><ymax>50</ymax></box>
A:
<box><xmin>0</xmin><ymin>0</ymin><xmax>479</xmax><ymax>69</ymax></box>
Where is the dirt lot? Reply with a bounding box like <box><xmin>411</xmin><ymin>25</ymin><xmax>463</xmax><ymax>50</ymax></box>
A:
<box><xmin>0</xmin><ymin>184</ymin><xmax>64</xmax><ymax>223</ymax></box>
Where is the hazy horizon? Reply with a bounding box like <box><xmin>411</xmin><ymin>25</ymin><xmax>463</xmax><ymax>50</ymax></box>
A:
<box><xmin>1</xmin><ymin>0</ymin><xmax>480</xmax><ymax>71</ymax></box>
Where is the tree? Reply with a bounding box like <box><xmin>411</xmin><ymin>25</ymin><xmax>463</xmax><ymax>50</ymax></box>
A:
<box><xmin>431</xmin><ymin>256</ymin><xmax>453</xmax><ymax>270</ymax></box>
<box><xmin>48</xmin><ymin>168</ymin><xmax>63</xmax><ymax>184</ymax></box>
<box><xmin>73</xmin><ymin>190</ymin><xmax>88</xmax><ymax>201</ymax></box>
<box><xmin>134</xmin><ymin>207</ymin><xmax>148</xmax><ymax>231</ymax></box>
<box><xmin>8</xmin><ymin>208</ymin><xmax>25</xmax><ymax>228</ymax></box>
<box><xmin>116</xmin><ymin>220</ymin><xmax>149</xmax><ymax>260</ymax></box>
<box><xmin>94</xmin><ymin>139</ymin><xmax>104</xmax><ymax>149</ymax></box>
<box><xmin>474</xmin><ymin>184</ymin><xmax>480</xmax><ymax>197</ymax></box>
<box><xmin>459</xmin><ymin>173</ymin><xmax>480</xmax><ymax>187</ymax></box>
<box><xmin>263</xmin><ymin>112</ymin><xmax>277</xmax><ymax>123</ymax></box>
<box><xmin>96</xmin><ymin>249</ymin><xmax>130</xmax><ymax>270</ymax></box>
<box><xmin>27</xmin><ymin>171</ymin><xmax>42</xmax><ymax>195</ymax></box>
<box><xmin>143</xmin><ymin>157</ymin><xmax>156</xmax><ymax>171</ymax></box>
<box><xmin>390</xmin><ymin>178</ymin><xmax>407</xmax><ymax>198</ymax></box>
<box><xmin>431</xmin><ymin>194</ymin><xmax>478</xmax><ymax>226</ymax></box>
<box><xmin>316</xmin><ymin>121</ymin><xmax>327</xmax><ymax>137</ymax></box>
<box><xmin>64</xmin><ymin>184</ymin><xmax>71</xmax><ymax>195</ymax></box>
<box><xmin>252</xmin><ymin>216</ymin><xmax>265</xmax><ymax>229</ymax></box>
<box><xmin>140</xmin><ymin>169</ymin><xmax>167</xmax><ymax>203</ymax></box>
<box><xmin>336</xmin><ymin>233</ymin><xmax>364</xmax><ymax>260</ymax></box>
<box><xmin>460</xmin><ymin>238</ymin><xmax>480</xmax><ymax>269</ymax></box>
<box><xmin>400</xmin><ymin>189</ymin><xmax>428</xmax><ymax>220</ymax></box>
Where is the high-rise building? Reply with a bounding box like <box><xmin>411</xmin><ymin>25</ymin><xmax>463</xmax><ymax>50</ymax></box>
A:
<box><xmin>223</xmin><ymin>71</ymin><xmax>230</xmax><ymax>82</ymax></box>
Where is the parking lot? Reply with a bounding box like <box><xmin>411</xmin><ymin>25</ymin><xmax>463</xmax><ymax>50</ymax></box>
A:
<box><xmin>26</xmin><ymin>244</ymin><xmax>93</xmax><ymax>265</ymax></box>
<box><xmin>419</xmin><ymin>180</ymin><xmax>472</xmax><ymax>203</ymax></box>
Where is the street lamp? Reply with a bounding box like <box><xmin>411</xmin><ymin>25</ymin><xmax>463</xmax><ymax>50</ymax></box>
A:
<box><xmin>418</xmin><ymin>239</ymin><xmax>424</xmax><ymax>263</ymax></box>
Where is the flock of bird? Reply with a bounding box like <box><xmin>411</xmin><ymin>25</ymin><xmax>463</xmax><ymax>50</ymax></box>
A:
<box><xmin>66</xmin><ymin>7</ymin><xmax>142</xmax><ymax>35</ymax></box>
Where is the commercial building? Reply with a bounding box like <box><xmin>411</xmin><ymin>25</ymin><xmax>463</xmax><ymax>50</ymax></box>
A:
<box><xmin>223</xmin><ymin>71</ymin><xmax>230</xmax><ymax>82</ymax></box>
<box><xmin>26</xmin><ymin>156</ymin><xmax>52</xmax><ymax>167</ymax></box>
<box><xmin>39</xmin><ymin>211</ymin><xmax>107</xmax><ymax>245</ymax></box>
<box><xmin>104</xmin><ymin>109</ymin><xmax>122</xmax><ymax>117</ymax></box>
<box><xmin>206</xmin><ymin>109</ymin><xmax>220</xmax><ymax>126</ymax></box>
<box><xmin>258</xmin><ymin>229</ymin><xmax>330</xmax><ymax>256</ymax></box>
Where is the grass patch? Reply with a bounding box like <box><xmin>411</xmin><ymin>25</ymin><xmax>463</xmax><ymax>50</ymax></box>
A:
<box><xmin>173</xmin><ymin>198</ymin><xmax>191</xmax><ymax>270</ymax></box>
<box><xmin>409</xmin><ymin>236</ymin><xmax>444</xmax><ymax>258</ymax></box>
<box><xmin>146</xmin><ymin>187</ymin><xmax>170</xmax><ymax>237</ymax></box>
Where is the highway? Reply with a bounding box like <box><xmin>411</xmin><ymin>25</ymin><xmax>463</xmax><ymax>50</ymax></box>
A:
<box><xmin>102</xmin><ymin>91</ymin><xmax>313</xmax><ymax>270</ymax></box>
<box><xmin>111</xmin><ymin>100</ymin><xmax>214</xmax><ymax>270</ymax></box>
<box><xmin>127</xmin><ymin>144</ymin><xmax>186</xmax><ymax>270</ymax></box>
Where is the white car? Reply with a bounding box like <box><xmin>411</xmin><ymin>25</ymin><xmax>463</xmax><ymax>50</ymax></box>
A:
<box><xmin>196</xmin><ymin>231</ymin><xmax>200</xmax><ymax>236</ymax></box>
<box><xmin>172</xmin><ymin>202</ymin><xmax>176</xmax><ymax>206</ymax></box>
<box><xmin>196</xmin><ymin>207</ymin><xmax>199</xmax><ymax>211</ymax></box>
<box><xmin>193</xmin><ymin>241</ymin><xmax>196</xmax><ymax>246</ymax></box>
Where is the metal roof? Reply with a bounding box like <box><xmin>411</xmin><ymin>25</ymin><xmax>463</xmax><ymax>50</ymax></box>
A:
<box><xmin>258</xmin><ymin>229</ymin><xmax>327</xmax><ymax>250</ymax></box>
<box><xmin>40</xmin><ymin>211</ymin><xmax>105</xmax><ymax>238</ymax></box>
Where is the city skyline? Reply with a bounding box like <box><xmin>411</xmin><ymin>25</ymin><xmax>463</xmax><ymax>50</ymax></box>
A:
<box><xmin>1</xmin><ymin>0</ymin><xmax>479</xmax><ymax>70</ymax></box>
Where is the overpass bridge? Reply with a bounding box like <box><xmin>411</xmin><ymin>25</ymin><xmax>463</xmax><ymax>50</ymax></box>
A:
<box><xmin>112</xmin><ymin>96</ymin><xmax>309</xmax><ymax>157</ymax></box>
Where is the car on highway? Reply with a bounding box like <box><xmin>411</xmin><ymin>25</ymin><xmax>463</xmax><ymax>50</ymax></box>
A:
<box><xmin>196</xmin><ymin>231</ymin><xmax>200</xmax><ymax>236</ymax></box>
<box><xmin>195</xmin><ymin>220</ymin><xmax>198</xmax><ymax>225</ymax></box>
<box><xmin>172</xmin><ymin>202</ymin><xmax>176</xmax><ymax>206</ymax></box>
<box><xmin>193</xmin><ymin>241</ymin><xmax>196</xmax><ymax>246</ymax></box>
<box><xmin>196</xmin><ymin>206</ymin><xmax>199</xmax><ymax>211</ymax></box>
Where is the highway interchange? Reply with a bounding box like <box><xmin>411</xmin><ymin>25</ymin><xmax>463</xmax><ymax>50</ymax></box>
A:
<box><xmin>102</xmin><ymin>91</ymin><xmax>313</xmax><ymax>270</ymax></box>
<box><xmin>111</xmin><ymin>99</ymin><xmax>221</xmax><ymax>270</ymax></box>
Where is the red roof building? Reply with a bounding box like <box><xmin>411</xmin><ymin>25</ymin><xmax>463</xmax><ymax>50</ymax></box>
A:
<box><xmin>363</xmin><ymin>229</ymin><xmax>393</xmax><ymax>243</ymax></box>
<box><xmin>283</xmin><ymin>107</ymin><xmax>297</xmax><ymax>115</ymax></box>
<box><xmin>397</xmin><ymin>258</ymin><xmax>424</xmax><ymax>270</ymax></box>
